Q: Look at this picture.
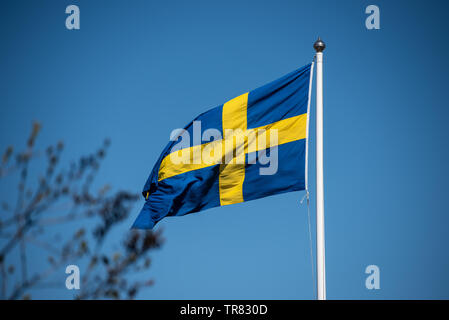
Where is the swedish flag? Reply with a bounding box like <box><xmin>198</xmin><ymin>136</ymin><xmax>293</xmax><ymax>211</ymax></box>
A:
<box><xmin>133</xmin><ymin>63</ymin><xmax>313</xmax><ymax>229</ymax></box>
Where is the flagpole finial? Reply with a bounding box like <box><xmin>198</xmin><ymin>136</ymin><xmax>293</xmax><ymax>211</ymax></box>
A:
<box><xmin>314</xmin><ymin>37</ymin><xmax>326</xmax><ymax>52</ymax></box>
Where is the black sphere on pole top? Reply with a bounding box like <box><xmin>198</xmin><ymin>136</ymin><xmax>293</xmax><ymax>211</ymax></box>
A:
<box><xmin>313</xmin><ymin>37</ymin><xmax>325</xmax><ymax>52</ymax></box>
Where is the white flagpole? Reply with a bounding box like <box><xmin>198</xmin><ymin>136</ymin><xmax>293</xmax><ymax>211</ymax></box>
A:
<box><xmin>313</xmin><ymin>37</ymin><xmax>326</xmax><ymax>300</ymax></box>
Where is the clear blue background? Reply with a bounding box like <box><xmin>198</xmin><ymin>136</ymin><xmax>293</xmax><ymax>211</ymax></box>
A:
<box><xmin>1</xmin><ymin>0</ymin><xmax>449</xmax><ymax>299</ymax></box>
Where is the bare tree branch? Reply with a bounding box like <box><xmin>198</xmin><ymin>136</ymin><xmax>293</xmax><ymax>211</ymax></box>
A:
<box><xmin>0</xmin><ymin>123</ymin><xmax>162</xmax><ymax>299</ymax></box>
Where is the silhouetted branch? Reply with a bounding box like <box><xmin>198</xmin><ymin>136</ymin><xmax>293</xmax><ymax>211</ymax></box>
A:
<box><xmin>0</xmin><ymin>122</ymin><xmax>162</xmax><ymax>299</ymax></box>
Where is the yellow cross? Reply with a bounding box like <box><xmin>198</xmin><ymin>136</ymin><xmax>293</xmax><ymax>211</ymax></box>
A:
<box><xmin>157</xmin><ymin>93</ymin><xmax>308</xmax><ymax>206</ymax></box>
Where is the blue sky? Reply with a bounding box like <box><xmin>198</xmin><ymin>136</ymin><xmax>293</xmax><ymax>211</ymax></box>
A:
<box><xmin>1</xmin><ymin>0</ymin><xmax>449</xmax><ymax>299</ymax></box>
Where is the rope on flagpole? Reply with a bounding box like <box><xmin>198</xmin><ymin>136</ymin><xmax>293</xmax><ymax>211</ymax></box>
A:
<box><xmin>301</xmin><ymin>58</ymin><xmax>316</xmax><ymax>299</ymax></box>
<box><xmin>301</xmin><ymin>191</ymin><xmax>316</xmax><ymax>299</ymax></box>
<box><xmin>304</xmin><ymin>60</ymin><xmax>315</xmax><ymax>198</ymax></box>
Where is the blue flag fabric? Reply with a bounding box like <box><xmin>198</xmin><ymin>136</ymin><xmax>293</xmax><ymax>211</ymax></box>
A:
<box><xmin>133</xmin><ymin>64</ymin><xmax>312</xmax><ymax>229</ymax></box>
